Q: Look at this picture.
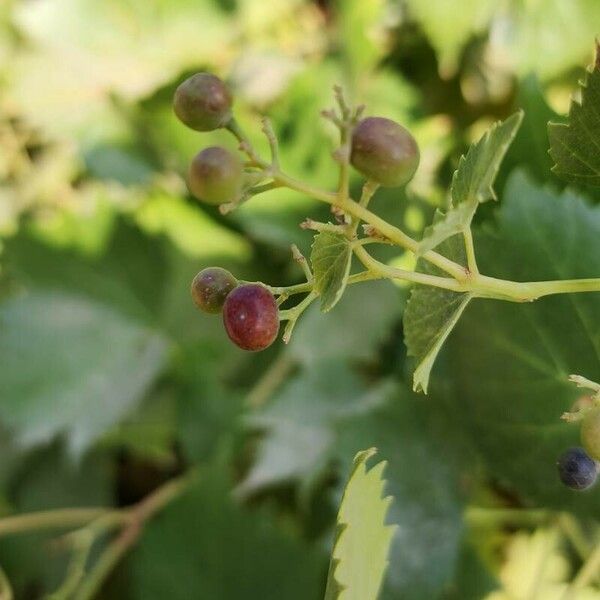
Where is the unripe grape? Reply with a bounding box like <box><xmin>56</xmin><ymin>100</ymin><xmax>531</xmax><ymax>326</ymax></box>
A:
<box><xmin>173</xmin><ymin>73</ymin><xmax>233</xmax><ymax>131</ymax></box>
<box><xmin>191</xmin><ymin>267</ymin><xmax>238</xmax><ymax>314</ymax></box>
<box><xmin>188</xmin><ymin>147</ymin><xmax>243</xmax><ymax>205</ymax></box>
<box><xmin>350</xmin><ymin>117</ymin><xmax>420</xmax><ymax>187</ymax></box>
<box><xmin>223</xmin><ymin>284</ymin><xmax>279</xmax><ymax>351</ymax></box>
<box><xmin>581</xmin><ymin>406</ymin><xmax>600</xmax><ymax>460</ymax></box>
<box><xmin>557</xmin><ymin>447</ymin><xmax>598</xmax><ymax>491</ymax></box>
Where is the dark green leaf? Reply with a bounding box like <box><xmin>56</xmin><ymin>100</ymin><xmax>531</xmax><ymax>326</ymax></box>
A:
<box><xmin>446</xmin><ymin>171</ymin><xmax>600</xmax><ymax>513</ymax></box>
<box><xmin>549</xmin><ymin>46</ymin><xmax>600</xmax><ymax>186</ymax></box>
<box><xmin>130</xmin><ymin>468</ymin><xmax>325</xmax><ymax>600</ymax></box>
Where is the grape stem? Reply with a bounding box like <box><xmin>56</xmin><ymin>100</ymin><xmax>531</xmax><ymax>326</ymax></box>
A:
<box><xmin>227</xmin><ymin>113</ymin><xmax>600</xmax><ymax>303</ymax></box>
<box><xmin>0</xmin><ymin>473</ymin><xmax>195</xmax><ymax>599</ymax></box>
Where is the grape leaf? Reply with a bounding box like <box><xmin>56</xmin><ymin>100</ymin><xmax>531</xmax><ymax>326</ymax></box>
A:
<box><xmin>289</xmin><ymin>281</ymin><xmax>402</xmax><ymax>366</ymax></box>
<box><xmin>418</xmin><ymin>112</ymin><xmax>523</xmax><ymax>256</ymax></box>
<box><xmin>404</xmin><ymin>214</ymin><xmax>471</xmax><ymax>394</ymax></box>
<box><xmin>324</xmin><ymin>448</ymin><xmax>396</xmax><ymax>600</ymax></box>
<box><xmin>333</xmin><ymin>388</ymin><xmax>467</xmax><ymax>600</ymax></box>
<box><xmin>311</xmin><ymin>232</ymin><xmax>353</xmax><ymax>312</ymax></box>
<box><xmin>549</xmin><ymin>44</ymin><xmax>600</xmax><ymax>187</ymax></box>
<box><xmin>238</xmin><ymin>361</ymin><xmax>390</xmax><ymax>496</ymax></box>
<box><xmin>444</xmin><ymin>171</ymin><xmax>600</xmax><ymax>514</ymax></box>
<box><xmin>131</xmin><ymin>467</ymin><xmax>325</xmax><ymax>600</ymax></box>
<box><xmin>0</xmin><ymin>290</ymin><xmax>168</xmax><ymax>454</ymax></box>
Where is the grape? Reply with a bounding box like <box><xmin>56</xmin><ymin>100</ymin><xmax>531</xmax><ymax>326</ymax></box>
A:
<box><xmin>188</xmin><ymin>147</ymin><xmax>243</xmax><ymax>205</ymax></box>
<box><xmin>557</xmin><ymin>447</ymin><xmax>598</xmax><ymax>490</ymax></box>
<box><xmin>350</xmin><ymin>116</ymin><xmax>420</xmax><ymax>187</ymax></box>
<box><xmin>191</xmin><ymin>267</ymin><xmax>238</xmax><ymax>314</ymax></box>
<box><xmin>581</xmin><ymin>406</ymin><xmax>600</xmax><ymax>460</ymax></box>
<box><xmin>222</xmin><ymin>284</ymin><xmax>279</xmax><ymax>351</ymax></box>
<box><xmin>173</xmin><ymin>73</ymin><xmax>232</xmax><ymax>131</ymax></box>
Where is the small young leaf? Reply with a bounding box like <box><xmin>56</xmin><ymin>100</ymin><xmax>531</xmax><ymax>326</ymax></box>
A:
<box><xmin>418</xmin><ymin>112</ymin><xmax>523</xmax><ymax>255</ymax></box>
<box><xmin>405</xmin><ymin>214</ymin><xmax>471</xmax><ymax>393</ymax></box>
<box><xmin>311</xmin><ymin>232</ymin><xmax>352</xmax><ymax>312</ymax></box>
<box><xmin>549</xmin><ymin>43</ymin><xmax>600</xmax><ymax>186</ymax></box>
<box><xmin>324</xmin><ymin>448</ymin><xmax>396</xmax><ymax>600</ymax></box>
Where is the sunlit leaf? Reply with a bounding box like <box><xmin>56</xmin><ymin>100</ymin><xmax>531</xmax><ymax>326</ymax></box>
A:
<box><xmin>324</xmin><ymin>448</ymin><xmax>396</xmax><ymax>600</ymax></box>
<box><xmin>418</xmin><ymin>112</ymin><xmax>522</xmax><ymax>255</ymax></box>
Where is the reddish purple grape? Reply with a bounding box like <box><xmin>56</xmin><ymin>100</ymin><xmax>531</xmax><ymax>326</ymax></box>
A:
<box><xmin>173</xmin><ymin>73</ymin><xmax>232</xmax><ymax>132</ymax></box>
<box><xmin>188</xmin><ymin>146</ymin><xmax>243</xmax><ymax>205</ymax></box>
<box><xmin>223</xmin><ymin>284</ymin><xmax>279</xmax><ymax>351</ymax></box>
<box><xmin>191</xmin><ymin>267</ymin><xmax>238</xmax><ymax>314</ymax></box>
<box><xmin>350</xmin><ymin>117</ymin><xmax>420</xmax><ymax>187</ymax></box>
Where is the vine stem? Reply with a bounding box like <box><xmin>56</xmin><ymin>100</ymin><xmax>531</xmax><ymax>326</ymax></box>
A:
<box><xmin>245</xmin><ymin>353</ymin><xmax>295</xmax><ymax>409</ymax></box>
<box><xmin>225</xmin><ymin>119</ymin><xmax>467</xmax><ymax>280</ymax></box>
<box><xmin>0</xmin><ymin>473</ymin><xmax>195</xmax><ymax>599</ymax></box>
<box><xmin>72</xmin><ymin>473</ymin><xmax>193</xmax><ymax>600</ymax></box>
<box><xmin>228</xmin><ymin>115</ymin><xmax>600</xmax><ymax>301</ymax></box>
<box><xmin>463</xmin><ymin>227</ymin><xmax>479</xmax><ymax>274</ymax></box>
<box><xmin>0</xmin><ymin>508</ymin><xmax>110</xmax><ymax>537</ymax></box>
<box><xmin>271</xmin><ymin>169</ymin><xmax>468</xmax><ymax>280</ymax></box>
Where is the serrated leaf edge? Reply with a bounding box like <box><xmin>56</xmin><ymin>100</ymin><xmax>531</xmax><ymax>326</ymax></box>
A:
<box><xmin>324</xmin><ymin>448</ymin><xmax>397</xmax><ymax>600</ymax></box>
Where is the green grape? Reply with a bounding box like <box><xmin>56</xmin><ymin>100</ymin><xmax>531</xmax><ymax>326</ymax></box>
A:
<box><xmin>188</xmin><ymin>146</ymin><xmax>243</xmax><ymax>205</ymax></box>
<box><xmin>350</xmin><ymin>117</ymin><xmax>420</xmax><ymax>187</ymax></box>
<box><xmin>191</xmin><ymin>267</ymin><xmax>238</xmax><ymax>314</ymax></box>
<box><xmin>173</xmin><ymin>73</ymin><xmax>232</xmax><ymax>132</ymax></box>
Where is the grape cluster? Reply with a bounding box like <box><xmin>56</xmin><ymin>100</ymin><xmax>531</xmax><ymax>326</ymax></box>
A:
<box><xmin>174</xmin><ymin>72</ymin><xmax>420</xmax><ymax>351</ymax></box>
<box><xmin>190</xmin><ymin>267</ymin><xmax>279</xmax><ymax>351</ymax></box>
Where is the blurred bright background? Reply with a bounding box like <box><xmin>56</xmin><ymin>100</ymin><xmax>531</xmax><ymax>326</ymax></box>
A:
<box><xmin>1</xmin><ymin>0</ymin><xmax>600</xmax><ymax>598</ymax></box>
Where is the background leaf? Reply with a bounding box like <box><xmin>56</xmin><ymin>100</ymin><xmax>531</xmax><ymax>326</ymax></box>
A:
<box><xmin>418</xmin><ymin>112</ymin><xmax>522</xmax><ymax>255</ymax></box>
<box><xmin>131</xmin><ymin>466</ymin><xmax>326</xmax><ymax>600</ymax></box>
<box><xmin>0</xmin><ymin>290</ymin><xmax>168</xmax><ymax>454</ymax></box>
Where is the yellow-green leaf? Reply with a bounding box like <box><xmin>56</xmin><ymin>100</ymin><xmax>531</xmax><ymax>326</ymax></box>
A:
<box><xmin>324</xmin><ymin>448</ymin><xmax>396</xmax><ymax>600</ymax></box>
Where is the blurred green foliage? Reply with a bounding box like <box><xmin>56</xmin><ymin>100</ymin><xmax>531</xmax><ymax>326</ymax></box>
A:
<box><xmin>1</xmin><ymin>0</ymin><xmax>600</xmax><ymax>598</ymax></box>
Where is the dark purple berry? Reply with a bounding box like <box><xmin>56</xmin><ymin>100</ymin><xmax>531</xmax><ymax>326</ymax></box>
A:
<box><xmin>350</xmin><ymin>116</ymin><xmax>420</xmax><ymax>187</ymax></box>
<box><xmin>188</xmin><ymin>147</ymin><xmax>243</xmax><ymax>205</ymax></box>
<box><xmin>191</xmin><ymin>267</ymin><xmax>238</xmax><ymax>314</ymax></box>
<box><xmin>173</xmin><ymin>73</ymin><xmax>233</xmax><ymax>131</ymax></box>
<box><xmin>557</xmin><ymin>447</ymin><xmax>598</xmax><ymax>491</ymax></box>
<box><xmin>222</xmin><ymin>284</ymin><xmax>279</xmax><ymax>351</ymax></box>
